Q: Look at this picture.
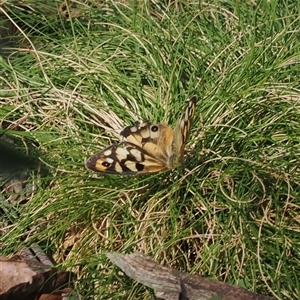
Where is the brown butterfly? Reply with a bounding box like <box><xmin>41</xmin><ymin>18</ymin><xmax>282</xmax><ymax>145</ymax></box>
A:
<box><xmin>86</xmin><ymin>96</ymin><xmax>196</xmax><ymax>175</ymax></box>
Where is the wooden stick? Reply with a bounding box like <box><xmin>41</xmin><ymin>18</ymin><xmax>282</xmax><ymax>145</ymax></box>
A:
<box><xmin>107</xmin><ymin>252</ymin><xmax>276</xmax><ymax>300</ymax></box>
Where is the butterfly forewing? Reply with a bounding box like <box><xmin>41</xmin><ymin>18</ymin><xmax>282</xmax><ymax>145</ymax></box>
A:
<box><xmin>85</xmin><ymin>142</ymin><xmax>167</xmax><ymax>174</ymax></box>
<box><xmin>86</xmin><ymin>96</ymin><xmax>197</xmax><ymax>175</ymax></box>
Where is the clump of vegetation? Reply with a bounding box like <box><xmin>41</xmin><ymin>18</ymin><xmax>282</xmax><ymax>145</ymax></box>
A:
<box><xmin>1</xmin><ymin>1</ymin><xmax>299</xmax><ymax>299</ymax></box>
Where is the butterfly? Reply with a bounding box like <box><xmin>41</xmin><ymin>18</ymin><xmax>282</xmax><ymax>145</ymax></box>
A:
<box><xmin>86</xmin><ymin>96</ymin><xmax>197</xmax><ymax>175</ymax></box>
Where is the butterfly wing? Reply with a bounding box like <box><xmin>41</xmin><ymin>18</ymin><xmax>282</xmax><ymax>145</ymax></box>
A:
<box><xmin>173</xmin><ymin>96</ymin><xmax>197</xmax><ymax>160</ymax></box>
<box><xmin>121</xmin><ymin>121</ymin><xmax>174</xmax><ymax>166</ymax></box>
<box><xmin>85</xmin><ymin>141</ymin><xmax>169</xmax><ymax>174</ymax></box>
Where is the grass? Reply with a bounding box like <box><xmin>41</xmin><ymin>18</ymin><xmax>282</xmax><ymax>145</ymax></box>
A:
<box><xmin>1</xmin><ymin>0</ymin><xmax>300</xmax><ymax>299</ymax></box>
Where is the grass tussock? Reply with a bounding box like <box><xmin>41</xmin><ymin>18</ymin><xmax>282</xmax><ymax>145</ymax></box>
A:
<box><xmin>1</xmin><ymin>1</ymin><xmax>300</xmax><ymax>299</ymax></box>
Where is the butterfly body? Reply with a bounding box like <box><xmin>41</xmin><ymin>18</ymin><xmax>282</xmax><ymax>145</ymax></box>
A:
<box><xmin>86</xmin><ymin>96</ymin><xmax>196</xmax><ymax>175</ymax></box>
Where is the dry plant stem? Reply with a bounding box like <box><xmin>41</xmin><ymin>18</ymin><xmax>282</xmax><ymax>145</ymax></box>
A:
<box><xmin>107</xmin><ymin>252</ymin><xmax>276</xmax><ymax>300</ymax></box>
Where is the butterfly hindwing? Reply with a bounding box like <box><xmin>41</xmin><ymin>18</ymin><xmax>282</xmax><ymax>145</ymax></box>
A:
<box><xmin>173</xmin><ymin>95</ymin><xmax>197</xmax><ymax>159</ymax></box>
<box><xmin>121</xmin><ymin>121</ymin><xmax>174</xmax><ymax>166</ymax></box>
<box><xmin>86</xmin><ymin>96</ymin><xmax>197</xmax><ymax>175</ymax></box>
